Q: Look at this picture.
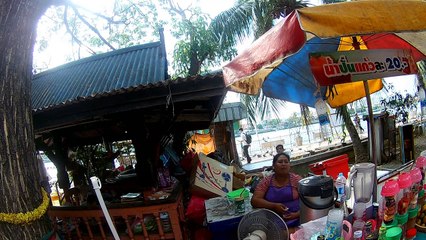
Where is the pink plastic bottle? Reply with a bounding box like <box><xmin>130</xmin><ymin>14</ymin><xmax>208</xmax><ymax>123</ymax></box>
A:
<box><xmin>397</xmin><ymin>172</ymin><xmax>412</xmax><ymax>216</ymax></box>
<box><xmin>415</xmin><ymin>156</ymin><xmax>426</xmax><ymax>187</ymax></box>
<box><xmin>380</xmin><ymin>179</ymin><xmax>399</xmax><ymax>226</ymax></box>
<box><xmin>397</xmin><ymin>172</ymin><xmax>412</xmax><ymax>239</ymax></box>
<box><xmin>409</xmin><ymin>167</ymin><xmax>422</xmax><ymax>209</ymax></box>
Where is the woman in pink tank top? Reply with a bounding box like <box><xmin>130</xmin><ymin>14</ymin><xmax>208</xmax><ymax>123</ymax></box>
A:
<box><xmin>251</xmin><ymin>153</ymin><xmax>302</xmax><ymax>229</ymax></box>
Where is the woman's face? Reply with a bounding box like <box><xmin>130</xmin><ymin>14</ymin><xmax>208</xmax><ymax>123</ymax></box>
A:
<box><xmin>274</xmin><ymin>155</ymin><xmax>290</xmax><ymax>174</ymax></box>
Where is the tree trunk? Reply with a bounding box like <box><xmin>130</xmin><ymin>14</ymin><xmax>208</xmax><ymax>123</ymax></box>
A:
<box><xmin>341</xmin><ymin>107</ymin><xmax>369</xmax><ymax>163</ymax></box>
<box><xmin>0</xmin><ymin>0</ymin><xmax>50</xmax><ymax>238</ymax></box>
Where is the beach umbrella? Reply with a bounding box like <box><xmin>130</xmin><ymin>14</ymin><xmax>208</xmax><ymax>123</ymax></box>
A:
<box><xmin>223</xmin><ymin>0</ymin><xmax>426</xmax><ymax>202</ymax></box>
<box><xmin>223</xmin><ymin>1</ymin><xmax>426</xmax><ymax>108</ymax></box>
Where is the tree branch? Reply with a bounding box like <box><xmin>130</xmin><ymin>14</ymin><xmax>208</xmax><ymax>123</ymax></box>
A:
<box><xmin>70</xmin><ymin>5</ymin><xmax>116</xmax><ymax>51</ymax></box>
<box><xmin>165</xmin><ymin>0</ymin><xmax>187</xmax><ymax>19</ymax></box>
<box><xmin>71</xmin><ymin>3</ymin><xmax>125</xmax><ymax>24</ymax></box>
<box><xmin>63</xmin><ymin>5</ymin><xmax>96</xmax><ymax>55</ymax></box>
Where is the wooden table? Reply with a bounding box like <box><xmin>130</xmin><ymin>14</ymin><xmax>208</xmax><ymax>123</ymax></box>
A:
<box><xmin>48</xmin><ymin>186</ymin><xmax>185</xmax><ymax>240</ymax></box>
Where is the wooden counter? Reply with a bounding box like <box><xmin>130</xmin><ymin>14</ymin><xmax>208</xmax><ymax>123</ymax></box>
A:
<box><xmin>48</xmin><ymin>186</ymin><xmax>185</xmax><ymax>240</ymax></box>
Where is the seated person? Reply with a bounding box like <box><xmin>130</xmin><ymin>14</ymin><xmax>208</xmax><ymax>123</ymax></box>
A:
<box><xmin>276</xmin><ymin>144</ymin><xmax>285</xmax><ymax>154</ymax></box>
<box><xmin>251</xmin><ymin>152</ymin><xmax>302</xmax><ymax>229</ymax></box>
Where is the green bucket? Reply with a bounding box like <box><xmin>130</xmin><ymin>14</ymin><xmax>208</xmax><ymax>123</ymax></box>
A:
<box><xmin>227</xmin><ymin>188</ymin><xmax>249</xmax><ymax>200</ymax></box>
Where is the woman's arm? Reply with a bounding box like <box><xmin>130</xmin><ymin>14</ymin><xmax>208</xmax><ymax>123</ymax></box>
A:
<box><xmin>251</xmin><ymin>190</ymin><xmax>288</xmax><ymax>215</ymax></box>
<box><xmin>283</xmin><ymin>210</ymin><xmax>300</xmax><ymax>221</ymax></box>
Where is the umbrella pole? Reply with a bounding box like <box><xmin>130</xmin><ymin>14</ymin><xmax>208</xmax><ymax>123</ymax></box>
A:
<box><xmin>353</xmin><ymin>35</ymin><xmax>378</xmax><ymax>203</ymax></box>
<box><xmin>363</xmin><ymin>80</ymin><xmax>378</xmax><ymax>203</ymax></box>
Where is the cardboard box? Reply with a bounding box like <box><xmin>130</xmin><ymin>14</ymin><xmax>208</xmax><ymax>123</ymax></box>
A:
<box><xmin>192</xmin><ymin>153</ymin><xmax>233</xmax><ymax>197</ymax></box>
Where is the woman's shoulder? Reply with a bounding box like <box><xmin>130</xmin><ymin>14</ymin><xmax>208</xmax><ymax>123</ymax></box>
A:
<box><xmin>255</xmin><ymin>175</ymin><xmax>273</xmax><ymax>192</ymax></box>
<box><xmin>289</xmin><ymin>172</ymin><xmax>302</xmax><ymax>187</ymax></box>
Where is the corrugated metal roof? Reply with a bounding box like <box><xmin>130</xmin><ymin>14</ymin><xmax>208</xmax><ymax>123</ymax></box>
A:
<box><xmin>214</xmin><ymin>102</ymin><xmax>247</xmax><ymax>122</ymax></box>
<box><xmin>32</xmin><ymin>42</ymin><xmax>167</xmax><ymax>111</ymax></box>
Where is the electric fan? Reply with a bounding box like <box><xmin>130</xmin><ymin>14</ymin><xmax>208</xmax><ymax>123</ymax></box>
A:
<box><xmin>237</xmin><ymin>209</ymin><xmax>289</xmax><ymax>240</ymax></box>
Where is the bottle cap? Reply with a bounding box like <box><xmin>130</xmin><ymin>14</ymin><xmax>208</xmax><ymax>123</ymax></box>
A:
<box><xmin>416</xmin><ymin>156</ymin><xmax>426</xmax><ymax>168</ymax></box>
<box><xmin>396</xmin><ymin>213</ymin><xmax>408</xmax><ymax>225</ymax></box>
<box><xmin>385</xmin><ymin>227</ymin><xmax>402</xmax><ymax>239</ymax></box>
<box><xmin>410</xmin><ymin>167</ymin><xmax>423</xmax><ymax>183</ymax></box>
<box><xmin>398</xmin><ymin>172</ymin><xmax>412</xmax><ymax>189</ymax></box>
<box><xmin>406</xmin><ymin>228</ymin><xmax>417</xmax><ymax>238</ymax></box>
<box><xmin>381</xmin><ymin>179</ymin><xmax>400</xmax><ymax>197</ymax></box>
<box><xmin>408</xmin><ymin>205</ymin><xmax>419</xmax><ymax>218</ymax></box>
<box><xmin>419</xmin><ymin>189</ymin><xmax>425</xmax><ymax>198</ymax></box>
<box><xmin>353</xmin><ymin>230</ymin><xmax>362</xmax><ymax>238</ymax></box>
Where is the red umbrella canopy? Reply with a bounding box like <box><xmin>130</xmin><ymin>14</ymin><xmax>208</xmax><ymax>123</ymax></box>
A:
<box><xmin>223</xmin><ymin>0</ymin><xmax>426</xmax><ymax>108</ymax></box>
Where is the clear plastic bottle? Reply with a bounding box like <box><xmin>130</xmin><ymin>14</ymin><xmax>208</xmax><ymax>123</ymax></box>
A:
<box><xmin>325</xmin><ymin>208</ymin><xmax>344</xmax><ymax>240</ymax></box>
<box><xmin>50</xmin><ymin>190</ymin><xmax>60</xmax><ymax>206</ymax></box>
<box><xmin>336</xmin><ymin>172</ymin><xmax>346</xmax><ymax>202</ymax></box>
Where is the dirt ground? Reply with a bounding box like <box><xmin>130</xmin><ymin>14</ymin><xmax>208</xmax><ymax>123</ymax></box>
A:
<box><xmin>414</xmin><ymin>134</ymin><xmax>426</xmax><ymax>158</ymax></box>
<box><xmin>378</xmin><ymin>131</ymin><xmax>426</xmax><ymax>170</ymax></box>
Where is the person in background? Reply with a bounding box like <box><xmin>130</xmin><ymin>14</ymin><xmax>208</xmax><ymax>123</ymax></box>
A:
<box><xmin>251</xmin><ymin>152</ymin><xmax>301</xmax><ymax>231</ymax></box>
<box><xmin>354</xmin><ymin>113</ymin><xmax>364</xmax><ymax>133</ymax></box>
<box><xmin>239</xmin><ymin>128</ymin><xmax>252</xmax><ymax>164</ymax></box>
<box><xmin>276</xmin><ymin>144</ymin><xmax>285</xmax><ymax>154</ymax></box>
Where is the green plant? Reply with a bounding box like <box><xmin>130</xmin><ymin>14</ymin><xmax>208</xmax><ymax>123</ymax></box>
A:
<box><xmin>380</xmin><ymin>84</ymin><xmax>418</xmax><ymax>123</ymax></box>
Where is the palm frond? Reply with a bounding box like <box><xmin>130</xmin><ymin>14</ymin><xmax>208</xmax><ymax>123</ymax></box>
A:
<box><xmin>239</xmin><ymin>90</ymin><xmax>287</xmax><ymax>127</ymax></box>
<box><xmin>256</xmin><ymin>90</ymin><xmax>287</xmax><ymax>120</ymax></box>
<box><xmin>209</xmin><ymin>1</ymin><xmax>253</xmax><ymax>46</ymax></box>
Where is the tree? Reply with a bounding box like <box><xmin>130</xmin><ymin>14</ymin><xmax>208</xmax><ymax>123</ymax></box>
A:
<box><xmin>418</xmin><ymin>60</ymin><xmax>426</xmax><ymax>92</ymax></box>
<box><xmin>0</xmin><ymin>0</ymin><xmax>52</xmax><ymax>237</ymax></box>
<box><xmin>160</xmin><ymin>0</ymin><xmax>237</xmax><ymax>77</ymax></box>
<box><xmin>336</xmin><ymin>106</ymin><xmax>369</xmax><ymax>162</ymax></box>
<box><xmin>380</xmin><ymin>84</ymin><xmax>418</xmax><ymax>124</ymax></box>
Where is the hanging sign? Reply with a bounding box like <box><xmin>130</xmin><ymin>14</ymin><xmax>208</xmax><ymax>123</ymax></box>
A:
<box><xmin>309</xmin><ymin>49</ymin><xmax>418</xmax><ymax>86</ymax></box>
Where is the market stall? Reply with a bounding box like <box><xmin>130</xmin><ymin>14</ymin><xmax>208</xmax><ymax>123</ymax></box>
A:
<box><xmin>222</xmin><ymin>1</ymin><xmax>426</xmax><ymax>239</ymax></box>
<box><xmin>31</xmin><ymin>35</ymin><xmax>228</xmax><ymax>239</ymax></box>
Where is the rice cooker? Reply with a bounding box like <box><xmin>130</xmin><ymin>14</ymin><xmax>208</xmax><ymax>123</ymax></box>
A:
<box><xmin>298</xmin><ymin>175</ymin><xmax>336</xmax><ymax>224</ymax></box>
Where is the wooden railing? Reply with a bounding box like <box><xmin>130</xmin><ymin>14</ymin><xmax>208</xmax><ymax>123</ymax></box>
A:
<box><xmin>48</xmin><ymin>191</ymin><xmax>185</xmax><ymax>240</ymax></box>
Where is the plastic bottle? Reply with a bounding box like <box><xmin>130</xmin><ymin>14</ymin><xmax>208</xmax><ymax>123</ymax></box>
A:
<box><xmin>353</xmin><ymin>230</ymin><xmax>363</xmax><ymax>240</ymax></box>
<box><xmin>325</xmin><ymin>208</ymin><xmax>344</xmax><ymax>240</ymax></box>
<box><xmin>380</xmin><ymin>179</ymin><xmax>399</xmax><ymax>225</ymax></box>
<box><xmin>50</xmin><ymin>190</ymin><xmax>60</xmax><ymax>206</ymax></box>
<box><xmin>336</xmin><ymin>172</ymin><xmax>346</xmax><ymax>202</ymax></box>
<box><xmin>377</xmin><ymin>225</ymin><xmax>387</xmax><ymax>240</ymax></box>
<box><xmin>160</xmin><ymin>212</ymin><xmax>172</xmax><ymax>232</ymax></box>
<box><xmin>353</xmin><ymin>219</ymin><xmax>365</xmax><ymax>240</ymax></box>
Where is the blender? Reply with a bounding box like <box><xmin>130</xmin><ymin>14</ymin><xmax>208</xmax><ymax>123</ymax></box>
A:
<box><xmin>346</xmin><ymin>163</ymin><xmax>375</xmax><ymax>220</ymax></box>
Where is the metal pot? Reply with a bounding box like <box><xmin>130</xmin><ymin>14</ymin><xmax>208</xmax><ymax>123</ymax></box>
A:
<box><xmin>298</xmin><ymin>175</ymin><xmax>336</xmax><ymax>224</ymax></box>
